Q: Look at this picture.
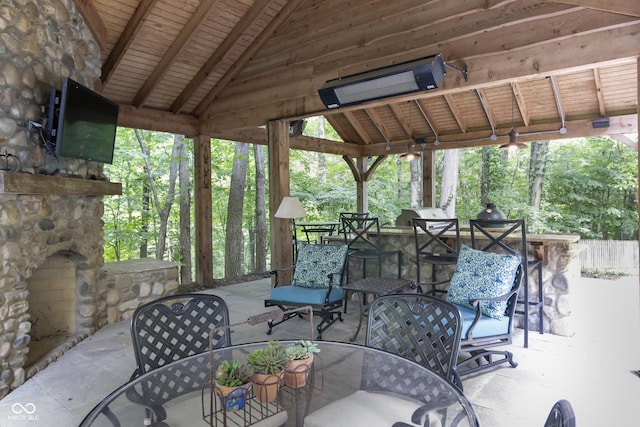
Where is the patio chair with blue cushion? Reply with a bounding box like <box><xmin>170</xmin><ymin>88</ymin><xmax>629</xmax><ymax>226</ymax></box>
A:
<box><xmin>265</xmin><ymin>243</ymin><xmax>349</xmax><ymax>339</ymax></box>
<box><xmin>445</xmin><ymin>246</ymin><xmax>523</xmax><ymax>377</ymax></box>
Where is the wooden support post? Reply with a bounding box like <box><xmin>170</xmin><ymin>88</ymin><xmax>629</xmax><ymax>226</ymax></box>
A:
<box><xmin>422</xmin><ymin>150</ymin><xmax>435</xmax><ymax>207</ymax></box>
<box><xmin>268</xmin><ymin>120</ymin><xmax>293</xmax><ymax>280</ymax></box>
<box><xmin>356</xmin><ymin>157</ymin><xmax>368</xmax><ymax>213</ymax></box>
<box><xmin>194</xmin><ymin>135</ymin><xmax>213</xmax><ymax>287</ymax></box>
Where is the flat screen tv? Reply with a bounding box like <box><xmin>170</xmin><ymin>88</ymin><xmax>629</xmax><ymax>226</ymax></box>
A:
<box><xmin>47</xmin><ymin>77</ymin><xmax>119</xmax><ymax>164</ymax></box>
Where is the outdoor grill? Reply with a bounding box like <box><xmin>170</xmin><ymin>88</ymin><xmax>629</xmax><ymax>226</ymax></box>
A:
<box><xmin>394</xmin><ymin>207</ymin><xmax>449</xmax><ymax>228</ymax></box>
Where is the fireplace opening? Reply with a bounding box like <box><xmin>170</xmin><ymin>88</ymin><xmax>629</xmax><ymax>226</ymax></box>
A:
<box><xmin>25</xmin><ymin>254</ymin><xmax>77</xmax><ymax>370</ymax></box>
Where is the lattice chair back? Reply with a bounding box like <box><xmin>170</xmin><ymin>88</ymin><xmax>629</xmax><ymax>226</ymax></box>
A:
<box><xmin>543</xmin><ymin>399</ymin><xmax>576</xmax><ymax>427</ymax></box>
<box><xmin>130</xmin><ymin>293</ymin><xmax>231</xmax><ymax>375</ymax></box>
<box><xmin>366</xmin><ymin>294</ymin><xmax>462</xmax><ymax>384</ymax></box>
<box><xmin>342</xmin><ymin>216</ymin><xmax>382</xmax><ymax>252</ymax></box>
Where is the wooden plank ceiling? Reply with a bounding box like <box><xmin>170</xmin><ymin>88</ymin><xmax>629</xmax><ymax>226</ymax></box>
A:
<box><xmin>79</xmin><ymin>0</ymin><xmax>640</xmax><ymax>156</ymax></box>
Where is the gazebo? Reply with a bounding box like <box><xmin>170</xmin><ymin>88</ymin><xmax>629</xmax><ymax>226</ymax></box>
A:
<box><xmin>82</xmin><ymin>0</ymin><xmax>638</xmax><ymax>285</ymax></box>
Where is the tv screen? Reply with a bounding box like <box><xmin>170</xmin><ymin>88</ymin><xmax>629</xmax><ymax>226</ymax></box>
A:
<box><xmin>48</xmin><ymin>77</ymin><xmax>119</xmax><ymax>164</ymax></box>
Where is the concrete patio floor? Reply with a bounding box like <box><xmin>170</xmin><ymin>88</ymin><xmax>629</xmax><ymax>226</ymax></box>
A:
<box><xmin>0</xmin><ymin>275</ymin><xmax>638</xmax><ymax>426</ymax></box>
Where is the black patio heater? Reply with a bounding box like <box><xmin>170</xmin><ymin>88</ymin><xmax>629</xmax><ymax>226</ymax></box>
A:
<box><xmin>475</xmin><ymin>203</ymin><xmax>507</xmax><ymax>227</ymax></box>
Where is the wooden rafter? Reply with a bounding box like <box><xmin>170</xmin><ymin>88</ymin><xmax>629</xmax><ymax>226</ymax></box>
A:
<box><xmin>196</xmin><ymin>0</ymin><xmax>305</xmax><ymax>117</ymax></box>
<box><xmin>444</xmin><ymin>94</ymin><xmax>467</xmax><ymax>133</ymax></box>
<box><xmin>390</xmin><ymin>104</ymin><xmax>412</xmax><ymax>138</ymax></box>
<box><xmin>550</xmin><ymin>0</ymin><xmax>640</xmax><ymax>17</ymax></box>
<box><xmin>170</xmin><ymin>0</ymin><xmax>274</xmax><ymax>114</ymax></box>
<box><xmin>511</xmin><ymin>82</ymin><xmax>528</xmax><ymax>127</ymax></box>
<box><xmin>101</xmin><ymin>0</ymin><xmax>159</xmax><ymax>85</ymax></box>
<box><xmin>343</xmin><ymin>111</ymin><xmax>371</xmax><ymax>144</ymax></box>
<box><xmin>133</xmin><ymin>0</ymin><xmax>222</xmax><ymax>107</ymax></box>
<box><xmin>364</xmin><ymin>108</ymin><xmax>393</xmax><ymax>144</ymax></box>
<box><xmin>593</xmin><ymin>68</ymin><xmax>607</xmax><ymax>116</ymax></box>
<box><xmin>73</xmin><ymin>0</ymin><xmax>107</xmax><ymax>51</ymax></box>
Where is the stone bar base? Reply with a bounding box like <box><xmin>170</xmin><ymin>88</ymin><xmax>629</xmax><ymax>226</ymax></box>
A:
<box><xmin>103</xmin><ymin>259</ymin><xmax>180</xmax><ymax>323</ymax></box>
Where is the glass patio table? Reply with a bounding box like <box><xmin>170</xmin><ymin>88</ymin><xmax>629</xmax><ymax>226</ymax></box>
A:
<box><xmin>80</xmin><ymin>341</ymin><xmax>479</xmax><ymax>427</ymax></box>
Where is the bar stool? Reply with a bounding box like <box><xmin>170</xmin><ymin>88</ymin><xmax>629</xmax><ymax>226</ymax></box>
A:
<box><xmin>412</xmin><ymin>217</ymin><xmax>460</xmax><ymax>296</ymax></box>
<box><xmin>469</xmin><ymin>219</ymin><xmax>544</xmax><ymax>348</ymax></box>
<box><xmin>341</xmin><ymin>216</ymin><xmax>402</xmax><ymax>312</ymax></box>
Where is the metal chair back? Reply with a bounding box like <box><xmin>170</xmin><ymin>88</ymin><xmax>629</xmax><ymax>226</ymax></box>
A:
<box><xmin>366</xmin><ymin>293</ymin><xmax>462</xmax><ymax>385</ymax></box>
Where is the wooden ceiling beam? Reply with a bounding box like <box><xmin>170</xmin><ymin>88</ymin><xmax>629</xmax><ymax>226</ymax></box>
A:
<box><xmin>365</xmin><ymin>108</ymin><xmax>393</xmax><ymax>144</ymax></box>
<box><xmin>73</xmin><ymin>0</ymin><xmax>107</xmax><ymax>51</ymax></box>
<box><xmin>223</xmin><ymin>7</ymin><xmax>630</xmax><ymax>104</ymax></box>
<box><xmin>196</xmin><ymin>0</ymin><xmax>305</xmax><ymax>117</ymax></box>
<box><xmin>211</xmin><ymin>127</ymin><xmax>363</xmax><ymax>156</ymax></box>
<box><xmin>132</xmin><ymin>0</ymin><xmax>221</xmax><ymax>107</ymax></box>
<box><xmin>170</xmin><ymin>0</ymin><xmax>274</xmax><ymax>114</ymax></box>
<box><xmin>343</xmin><ymin>111</ymin><xmax>372</xmax><ymax>144</ymax></box>
<box><xmin>511</xmin><ymin>82</ymin><xmax>529</xmax><ymax>126</ymax></box>
<box><xmin>117</xmin><ymin>105</ymin><xmax>199</xmax><ymax>136</ymax></box>
<box><xmin>358</xmin><ymin>114</ymin><xmax>638</xmax><ymax>155</ymax></box>
<box><xmin>550</xmin><ymin>0</ymin><xmax>640</xmax><ymax>17</ymax></box>
<box><xmin>390</xmin><ymin>104</ymin><xmax>411</xmax><ymax>138</ymax></box>
<box><xmin>101</xmin><ymin>0</ymin><xmax>159</xmax><ymax>86</ymax></box>
<box><xmin>444</xmin><ymin>94</ymin><xmax>467</xmax><ymax>133</ymax></box>
<box><xmin>592</xmin><ymin>68</ymin><xmax>607</xmax><ymax>116</ymax></box>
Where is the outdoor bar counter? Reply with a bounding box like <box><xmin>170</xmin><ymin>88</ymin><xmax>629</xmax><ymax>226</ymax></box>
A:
<box><xmin>330</xmin><ymin>227</ymin><xmax>583</xmax><ymax>337</ymax></box>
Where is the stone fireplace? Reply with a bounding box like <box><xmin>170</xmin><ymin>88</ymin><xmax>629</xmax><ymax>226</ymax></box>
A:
<box><xmin>0</xmin><ymin>0</ymin><xmax>116</xmax><ymax>398</ymax></box>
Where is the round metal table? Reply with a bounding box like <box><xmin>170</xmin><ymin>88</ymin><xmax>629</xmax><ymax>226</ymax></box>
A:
<box><xmin>81</xmin><ymin>341</ymin><xmax>479</xmax><ymax>427</ymax></box>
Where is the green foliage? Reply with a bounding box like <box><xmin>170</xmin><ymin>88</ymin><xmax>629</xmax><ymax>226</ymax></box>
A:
<box><xmin>103</xmin><ymin>122</ymin><xmax>637</xmax><ymax>281</ymax></box>
<box><xmin>247</xmin><ymin>341</ymin><xmax>287</xmax><ymax>374</ymax></box>
<box><xmin>215</xmin><ymin>360</ymin><xmax>254</xmax><ymax>387</ymax></box>
<box><xmin>285</xmin><ymin>340</ymin><xmax>320</xmax><ymax>360</ymax></box>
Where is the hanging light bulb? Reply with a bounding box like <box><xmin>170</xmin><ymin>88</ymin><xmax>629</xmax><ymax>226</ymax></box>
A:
<box><xmin>400</xmin><ymin>143</ymin><xmax>420</xmax><ymax>161</ymax></box>
<box><xmin>500</xmin><ymin>88</ymin><xmax>527</xmax><ymax>151</ymax></box>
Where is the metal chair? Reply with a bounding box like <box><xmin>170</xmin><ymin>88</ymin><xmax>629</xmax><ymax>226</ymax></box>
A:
<box><xmin>126</xmin><ymin>293</ymin><xmax>231</xmax><ymax>425</ymax></box>
<box><xmin>366</xmin><ymin>293</ymin><xmax>462</xmax><ymax>388</ymax></box>
<box><xmin>412</xmin><ymin>217</ymin><xmax>460</xmax><ymax>296</ymax></box>
<box><xmin>469</xmin><ymin>219</ymin><xmax>544</xmax><ymax>348</ymax></box>
<box><xmin>446</xmin><ymin>246</ymin><xmax>524</xmax><ymax>377</ymax></box>
<box><xmin>265</xmin><ymin>243</ymin><xmax>348</xmax><ymax>339</ymax></box>
<box><xmin>342</xmin><ymin>216</ymin><xmax>402</xmax><ymax>282</ymax></box>
<box><xmin>543</xmin><ymin>399</ymin><xmax>576</xmax><ymax>427</ymax></box>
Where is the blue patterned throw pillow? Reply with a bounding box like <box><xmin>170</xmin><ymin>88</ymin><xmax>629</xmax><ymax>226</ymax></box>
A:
<box><xmin>446</xmin><ymin>246</ymin><xmax>521</xmax><ymax>319</ymax></box>
<box><xmin>292</xmin><ymin>244</ymin><xmax>348</xmax><ymax>289</ymax></box>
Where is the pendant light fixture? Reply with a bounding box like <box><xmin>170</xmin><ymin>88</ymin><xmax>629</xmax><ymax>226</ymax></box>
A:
<box><xmin>500</xmin><ymin>87</ymin><xmax>527</xmax><ymax>151</ymax></box>
<box><xmin>400</xmin><ymin>101</ymin><xmax>421</xmax><ymax>161</ymax></box>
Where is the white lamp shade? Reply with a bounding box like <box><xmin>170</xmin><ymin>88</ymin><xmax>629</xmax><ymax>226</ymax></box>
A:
<box><xmin>274</xmin><ymin>196</ymin><xmax>307</xmax><ymax>219</ymax></box>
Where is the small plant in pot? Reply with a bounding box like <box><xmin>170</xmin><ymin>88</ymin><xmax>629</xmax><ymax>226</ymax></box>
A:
<box><xmin>284</xmin><ymin>340</ymin><xmax>320</xmax><ymax>388</ymax></box>
<box><xmin>247</xmin><ymin>341</ymin><xmax>287</xmax><ymax>402</ymax></box>
<box><xmin>215</xmin><ymin>360</ymin><xmax>254</xmax><ymax>411</ymax></box>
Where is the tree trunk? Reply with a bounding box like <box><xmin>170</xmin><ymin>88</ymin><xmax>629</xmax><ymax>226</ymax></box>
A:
<box><xmin>480</xmin><ymin>146</ymin><xmax>491</xmax><ymax>206</ymax></box>
<box><xmin>528</xmin><ymin>141</ymin><xmax>549</xmax><ymax>209</ymax></box>
<box><xmin>140</xmin><ymin>179</ymin><xmax>149</xmax><ymax>258</ymax></box>
<box><xmin>397</xmin><ymin>158</ymin><xmax>403</xmax><ymax>200</ymax></box>
<box><xmin>409</xmin><ymin>158</ymin><xmax>420</xmax><ymax>207</ymax></box>
<box><xmin>254</xmin><ymin>144</ymin><xmax>267</xmax><ymax>273</ymax></box>
<box><xmin>135</xmin><ymin>130</ymin><xmax>181</xmax><ymax>260</ymax></box>
<box><xmin>439</xmin><ymin>149</ymin><xmax>460</xmax><ymax>216</ymax></box>
<box><xmin>225</xmin><ymin>142</ymin><xmax>250</xmax><ymax>278</ymax></box>
<box><xmin>317</xmin><ymin>116</ymin><xmax>327</xmax><ymax>184</ymax></box>
<box><xmin>178</xmin><ymin>138</ymin><xmax>192</xmax><ymax>284</ymax></box>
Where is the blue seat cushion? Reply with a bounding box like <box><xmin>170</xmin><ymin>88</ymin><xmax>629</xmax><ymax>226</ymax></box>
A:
<box><xmin>292</xmin><ymin>244</ymin><xmax>348</xmax><ymax>289</ymax></box>
<box><xmin>270</xmin><ymin>285</ymin><xmax>344</xmax><ymax>306</ymax></box>
<box><xmin>446</xmin><ymin>246</ymin><xmax>521</xmax><ymax>319</ymax></box>
<box><xmin>455</xmin><ymin>304</ymin><xmax>510</xmax><ymax>339</ymax></box>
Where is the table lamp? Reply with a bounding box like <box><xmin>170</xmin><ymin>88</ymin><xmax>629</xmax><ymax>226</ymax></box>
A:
<box><xmin>274</xmin><ymin>196</ymin><xmax>307</xmax><ymax>258</ymax></box>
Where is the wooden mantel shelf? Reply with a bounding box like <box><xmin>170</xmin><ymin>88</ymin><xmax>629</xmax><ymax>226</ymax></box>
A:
<box><xmin>0</xmin><ymin>171</ymin><xmax>122</xmax><ymax>195</ymax></box>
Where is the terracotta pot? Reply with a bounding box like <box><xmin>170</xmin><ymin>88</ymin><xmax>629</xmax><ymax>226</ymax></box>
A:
<box><xmin>252</xmin><ymin>371</ymin><xmax>284</xmax><ymax>403</ymax></box>
<box><xmin>284</xmin><ymin>356</ymin><xmax>314</xmax><ymax>388</ymax></box>
<box><xmin>215</xmin><ymin>382</ymin><xmax>252</xmax><ymax>412</ymax></box>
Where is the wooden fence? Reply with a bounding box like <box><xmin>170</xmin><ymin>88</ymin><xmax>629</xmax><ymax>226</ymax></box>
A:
<box><xmin>579</xmin><ymin>240</ymin><xmax>639</xmax><ymax>274</ymax></box>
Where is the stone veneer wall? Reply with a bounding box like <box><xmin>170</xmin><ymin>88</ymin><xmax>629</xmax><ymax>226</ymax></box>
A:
<box><xmin>103</xmin><ymin>259</ymin><xmax>180</xmax><ymax>323</ymax></box>
<box><xmin>0</xmin><ymin>0</ymin><xmax>109</xmax><ymax>397</ymax></box>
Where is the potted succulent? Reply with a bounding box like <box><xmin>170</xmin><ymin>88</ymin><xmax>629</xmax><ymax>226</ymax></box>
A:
<box><xmin>214</xmin><ymin>360</ymin><xmax>254</xmax><ymax>411</ymax></box>
<box><xmin>247</xmin><ymin>341</ymin><xmax>287</xmax><ymax>402</ymax></box>
<box><xmin>284</xmin><ymin>340</ymin><xmax>320</xmax><ymax>388</ymax></box>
